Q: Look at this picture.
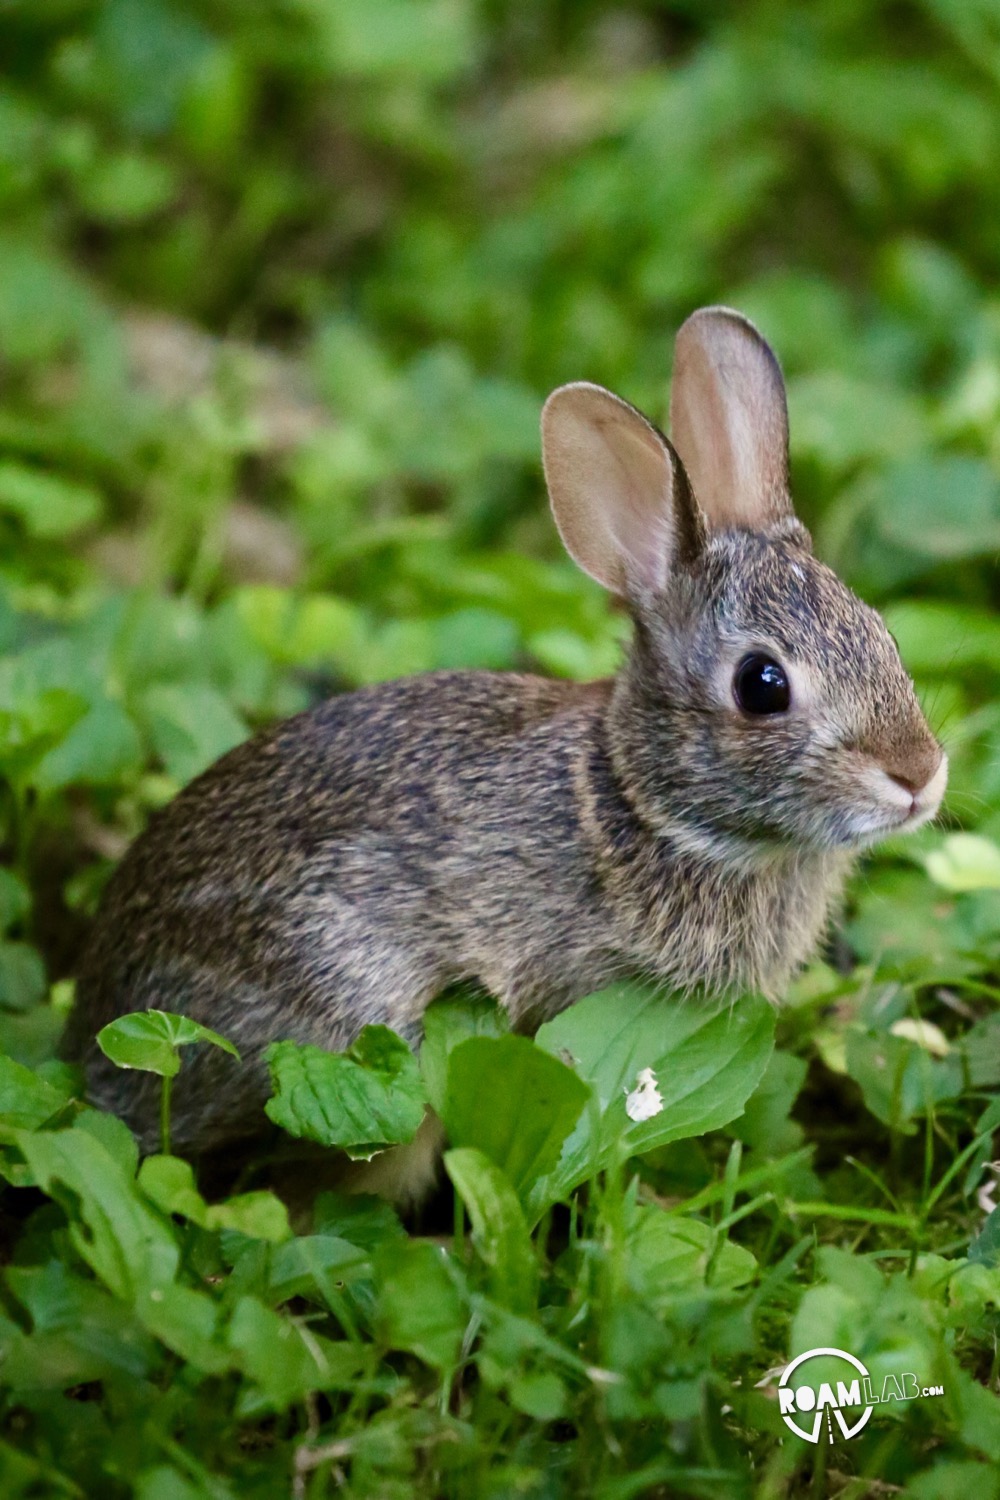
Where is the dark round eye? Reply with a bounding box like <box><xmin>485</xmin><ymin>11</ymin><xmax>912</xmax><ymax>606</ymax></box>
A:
<box><xmin>733</xmin><ymin>653</ymin><xmax>790</xmax><ymax>715</ymax></box>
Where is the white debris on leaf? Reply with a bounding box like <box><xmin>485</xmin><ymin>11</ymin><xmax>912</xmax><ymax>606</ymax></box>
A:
<box><xmin>889</xmin><ymin>1018</ymin><xmax>951</xmax><ymax>1057</ymax></box>
<box><xmin>625</xmin><ymin>1067</ymin><xmax>663</xmax><ymax>1122</ymax></box>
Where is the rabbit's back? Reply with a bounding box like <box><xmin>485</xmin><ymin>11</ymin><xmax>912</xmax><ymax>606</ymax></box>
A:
<box><xmin>70</xmin><ymin>670</ymin><xmax>617</xmax><ymax>1150</ymax></box>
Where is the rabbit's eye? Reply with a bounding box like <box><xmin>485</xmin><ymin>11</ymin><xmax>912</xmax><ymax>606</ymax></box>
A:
<box><xmin>734</xmin><ymin>654</ymin><xmax>790</xmax><ymax>715</ymax></box>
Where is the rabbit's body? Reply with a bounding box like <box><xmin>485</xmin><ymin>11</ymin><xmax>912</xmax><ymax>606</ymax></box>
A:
<box><xmin>74</xmin><ymin>664</ymin><xmax>849</xmax><ymax>1156</ymax></box>
<box><xmin>69</xmin><ymin>307</ymin><xmax>947</xmax><ymax>1186</ymax></box>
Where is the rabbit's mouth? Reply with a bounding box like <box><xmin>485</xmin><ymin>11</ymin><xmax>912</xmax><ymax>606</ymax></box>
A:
<box><xmin>866</xmin><ymin>753</ymin><xmax>948</xmax><ymax>840</ymax></box>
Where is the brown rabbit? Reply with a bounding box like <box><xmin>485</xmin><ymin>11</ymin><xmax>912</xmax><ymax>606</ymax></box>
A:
<box><xmin>67</xmin><ymin>308</ymin><xmax>946</xmax><ymax>1195</ymax></box>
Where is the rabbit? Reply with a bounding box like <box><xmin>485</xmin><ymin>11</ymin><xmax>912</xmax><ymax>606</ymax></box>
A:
<box><xmin>66</xmin><ymin>307</ymin><xmax>947</xmax><ymax>1200</ymax></box>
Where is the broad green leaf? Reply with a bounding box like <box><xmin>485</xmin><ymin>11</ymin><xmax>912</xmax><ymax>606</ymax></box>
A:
<box><xmin>138</xmin><ymin>681</ymin><xmax>247</xmax><ymax>784</ymax></box>
<box><xmin>969</xmin><ymin>1206</ymin><xmax>1000</xmax><ymax>1268</ymax></box>
<box><xmin>0</xmin><ymin>1056</ymin><xmax>76</xmax><ymax>1138</ymax></box>
<box><xmin>97</xmin><ymin>1009</ymin><xmax>240</xmax><ymax>1079</ymax></box>
<box><xmin>313</xmin><ymin>1191</ymin><xmax>406</xmax><ymax>1251</ymax></box>
<box><xmin>729</xmin><ymin>1049</ymin><xmax>808</xmax><ymax>1156</ymax></box>
<box><xmin>0</xmin><ymin>689</ymin><xmax>89</xmax><ymax>789</ymax></box>
<box><xmin>0</xmin><ymin>869</ymin><xmax>30</xmax><ymax>934</ymax></box>
<box><xmin>317</xmin><ymin>0</ymin><xmax>475</xmax><ymax>80</ymax></box>
<box><xmin>845</xmin><ymin>1030</ymin><xmax>962</xmax><ymax>1134</ymax></box>
<box><xmin>445</xmin><ymin>1147</ymin><xmax>538</xmax><ymax>1313</ymax></box>
<box><xmin>136</xmin><ymin>1467</ymin><xmax>208</xmax><ymax>1500</ymax></box>
<box><xmin>138</xmin><ymin>1283</ymin><xmax>229</xmax><ymax>1372</ymax></box>
<box><xmin>265</xmin><ymin>1025</ymin><xmax>426</xmax><ymax>1158</ymax></box>
<box><xmin>508</xmin><ymin>1371</ymin><xmax>567</xmax><ymax>1421</ymax></box>
<box><xmin>265</xmin><ymin>1235</ymin><xmax>371</xmax><ymax>1306</ymax></box>
<box><xmin>3</xmin><ymin>1260</ymin><xmax>157</xmax><ymax>1385</ymax></box>
<box><xmin>787</xmin><ymin>371</ymin><xmax>925</xmax><ymax>469</ymax></box>
<box><xmin>234</xmin><ymin>586</ymin><xmax>364</xmax><ymax>667</ymax></box>
<box><xmin>31</xmin><ymin>699</ymin><xmax>143</xmax><ymax>792</ymax></box>
<box><xmin>16</xmin><ymin>1127</ymin><xmax>179</xmax><ymax>1300</ymax></box>
<box><xmin>876</xmin><ymin>457</ymin><xmax>1000</xmax><ymax>559</ymax></box>
<box><xmin>77</xmin><ymin>150</ymin><xmax>177</xmax><ymax>224</ymax></box>
<box><xmin>138</xmin><ymin>1155</ymin><xmax>290</xmax><ymax>1242</ymax></box>
<box><xmin>96</xmin><ymin>0</ymin><xmax>214</xmax><ymax>134</ymax></box>
<box><xmin>430</xmin><ymin>608</ymin><xmax>519</xmax><ymax>670</ymax></box>
<box><xmin>0</xmin><ymin>942</ymin><xmax>47</xmax><ymax>1012</ymax></box>
<box><xmin>375</xmin><ymin>1239</ymin><xmax>465</xmax><ymax>1371</ymax></box>
<box><xmin>441</xmin><ymin>1035</ymin><xmax>590</xmax><ymax>1207</ymax></box>
<box><xmin>74</xmin><ymin>1105</ymin><xmax>141</xmax><ymax>1178</ymax></box>
<box><xmin>0</xmin><ymin>462</ymin><xmax>102</xmax><ymax>537</ymax></box>
<box><xmin>227</xmin><ymin>1295</ymin><xmax>367</xmax><ymax>1415</ymax></box>
<box><xmin>883</xmin><ymin>600</ymin><xmax>1000</xmax><ymax>676</ymax></box>
<box><xmin>629</xmin><ymin>1208</ymin><xmax>757</xmax><ymax>1296</ymax></box>
<box><xmin>529</xmin><ymin>987</ymin><xmax>775</xmax><ymax>1220</ymax></box>
<box><xmin>925</xmin><ymin>833</ymin><xmax>1000</xmax><ymax>892</ymax></box>
<box><xmin>420</xmin><ymin>989</ymin><xmax>509</xmax><ymax>1115</ymax></box>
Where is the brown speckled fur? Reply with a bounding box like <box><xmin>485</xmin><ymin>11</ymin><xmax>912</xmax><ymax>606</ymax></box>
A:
<box><xmin>66</xmin><ymin>308</ymin><xmax>945</xmax><ymax>1194</ymax></box>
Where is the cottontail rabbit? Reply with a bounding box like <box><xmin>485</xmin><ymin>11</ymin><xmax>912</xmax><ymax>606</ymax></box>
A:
<box><xmin>68</xmin><ymin>307</ymin><xmax>946</xmax><ymax>1192</ymax></box>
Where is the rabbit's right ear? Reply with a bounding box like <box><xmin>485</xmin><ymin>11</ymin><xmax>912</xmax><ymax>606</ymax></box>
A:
<box><xmin>670</xmin><ymin>307</ymin><xmax>792</xmax><ymax>532</ymax></box>
<box><xmin>541</xmin><ymin>382</ymin><xmax>702</xmax><ymax>598</ymax></box>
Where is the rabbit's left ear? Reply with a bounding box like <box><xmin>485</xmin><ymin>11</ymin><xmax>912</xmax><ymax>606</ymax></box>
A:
<box><xmin>670</xmin><ymin>306</ymin><xmax>793</xmax><ymax>532</ymax></box>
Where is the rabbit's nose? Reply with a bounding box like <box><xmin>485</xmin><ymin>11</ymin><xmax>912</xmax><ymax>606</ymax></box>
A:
<box><xmin>887</xmin><ymin>752</ymin><xmax>948</xmax><ymax>815</ymax></box>
<box><xmin>881</xmin><ymin>742</ymin><xmax>945</xmax><ymax>799</ymax></box>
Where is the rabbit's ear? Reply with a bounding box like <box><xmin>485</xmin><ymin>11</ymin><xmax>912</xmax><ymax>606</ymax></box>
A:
<box><xmin>670</xmin><ymin>307</ymin><xmax>792</xmax><ymax>532</ymax></box>
<box><xmin>542</xmin><ymin>382</ymin><xmax>702</xmax><ymax>597</ymax></box>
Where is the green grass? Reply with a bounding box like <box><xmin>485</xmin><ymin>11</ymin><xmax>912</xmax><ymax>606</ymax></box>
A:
<box><xmin>3</xmin><ymin>1</ymin><xmax>1000</xmax><ymax>1495</ymax></box>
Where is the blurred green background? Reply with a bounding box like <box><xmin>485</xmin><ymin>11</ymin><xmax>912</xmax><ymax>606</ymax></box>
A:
<box><xmin>8</xmin><ymin>7</ymin><xmax>1000</xmax><ymax>1495</ymax></box>
<box><xmin>3</xmin><ymin>0</ymin><xmax>1000</xmax><ymax>1012</ymax></box>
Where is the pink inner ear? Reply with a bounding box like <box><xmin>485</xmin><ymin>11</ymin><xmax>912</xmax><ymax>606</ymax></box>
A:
<box><xmin>603</xmin><ymin>419</ymin><xmax>677</xmax><ymax>595</ymax></box>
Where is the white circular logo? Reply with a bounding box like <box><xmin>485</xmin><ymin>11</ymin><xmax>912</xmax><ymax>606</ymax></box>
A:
<box><xmin>778</xmin><ymin>1346</ymin><xmax>874</xmax><ymax>1444</ymax></box>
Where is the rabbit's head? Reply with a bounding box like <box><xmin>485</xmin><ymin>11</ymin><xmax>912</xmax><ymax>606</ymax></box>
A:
<box><xmin>542</xmin><ymin>307</ymin><xmax>946</xmax><ymax>859</ymax></box>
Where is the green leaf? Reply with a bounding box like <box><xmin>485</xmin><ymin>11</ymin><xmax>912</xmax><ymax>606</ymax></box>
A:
<box><xmin>729</xmin><ymin>1049</ymin><xmax>808</xmax><ymax>1156</ymax></box>
<box><xmin>883</xmin><ymin>600</ymin><xmax>1000</xmax><ymax>676</ymax></box>
<box><xmin>136</xmin><ymin>1467</ymin><xmax>209</xmax><ymax>1500</ymax></box>
<box><xmin>265</xmin><ymin>1026</ymin><xmax>427</xmax><ymax>1158</ymax></box>
<box><xmin>787</xmin><ymin>371</ymin><xmax>925</xmax><ymax>470</ymax></box>
<box><xmin>528</xmin><ymin>987</ymin><xmax>775</xmax><ymax>1220</ymax></box>
<box><xmin>444</xmin><ymin>1147</ymin><xmax>538</xmax><ymax>1313</ymax></box>
<box><xmin>227</xmin><ymin>1295</ymin><xmax>366</xmax><ymax>1415</ymax></box>
<box><xmin>0</xmin><ymin>462</ymin><xmax>102</xmax><ymax>537</ymax></box>
<box><xmin>316</xmin><ymin>0</ymin><xmax>476</xmax><ymax>82</ymax></box>
<box><xmin>264</xmin><ymin>1235</ymin><xmax>371</xmax><ymax>1306</ymax></box>
<box><xmin>138</xmin><ymin>1155</ymin><xmax>290</xmax><ymax>1242</ymax></box>
<box><xmin>139</xmin><ymin>1283</ymin><xmax>229</xmax><ymax>1372</ymax></box>
<box><xmin>0</xmin><ymin>869</ymin><xmax>30</xmax><ymax>934</ymax></box>
<box><xmin>629</xmin><ymin>1208</ymin><xmax>757</xmax><ymax>1296</ymax></box>
<box><xmin>441</xmin><ymin>1035</ymin><xmax>590</xmax><ymax>1208</ymax></box>
<box><xmin>0</xmin><ymin>1056</ymin><xmax>76</xmax><ymax>1138</ymax></box>
<box><xmin>3</xmin><ymin>1260</ymin><xmax>157</xmax><ymax>1386</ymax></box>
<box><xmin>375</xmin><ymin>1239</ymin><xmax>465</xmax><ymax>1371</ymax></box>
<box><xmin>77</xmin><ymin>150</ymin><xmax>177</xmax><ymax>224</ymax></box>
<box><xmin>138</xmin><ymin>681</ymin><xmax>247</xmax><ymax>784</ymax></box>
<box><xmin>97</xmin><ymin>1009</ymin><xmax>240</xmax><ymax>1079</ymax></box>
<box><xmin>845</xmin><ymin>1029</ymin><xmax>962</xmax><ymax>1134</ymax></box>
<box><xmin>0</xmin><ymin>942</ymin><xmax>47</xmax><ymax>1012</ymax></box>
<box><xmin>508</xmin><ymin>1370</ymin><xmax>567</xmax><ymax>1420</ymax></box>
<box><xmin>925</xmin><ymin>833</ymin><xmax>1000</xmax><ymax>892</ymax></box>
<box><xmin>234</xmin><ymin>586</ymin><xmax>364</xmax><ymax>667</ymax></box>
<box><xmin>420</xmin><ymin>989</ymin><xmax>509</xmax><ymax>1115</ymax></box>
<box><xmin>969</xmin><ymin>1206</ymin><xmax>1000</xmax><ymax>1268</ymax></box>
<box><xmin>16</xmin><ymin>1126</ymin><xmax>179</xmax><ymax>1300</ymax></box>
<box><xmin>31</xmin><ymin>699</ymin><xmax>143</xmax><ymax>792</ymax></box>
